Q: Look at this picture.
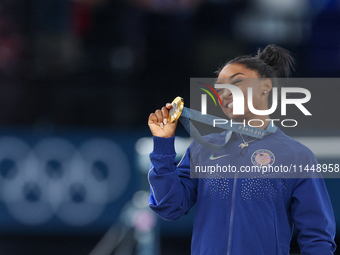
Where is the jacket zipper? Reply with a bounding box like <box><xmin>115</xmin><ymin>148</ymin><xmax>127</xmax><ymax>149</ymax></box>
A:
<box><xmin>227</xmin><ymin>145</ymin><xmax>244</xmax><ymax>255</ymax></box>
<box><xmin>227</xmin><ymin>173</ymin><xmax>238</xmax><ymax>255</ymax></box>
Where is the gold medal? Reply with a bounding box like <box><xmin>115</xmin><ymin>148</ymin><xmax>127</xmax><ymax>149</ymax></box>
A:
<box><xmin>168</xmin><ymin>96</ymin><xmax>184</xmax><ymax>123</ymax></box>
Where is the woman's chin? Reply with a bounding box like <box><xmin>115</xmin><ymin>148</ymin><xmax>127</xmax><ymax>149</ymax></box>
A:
<box><xmin>225</xmin><ymin>114</ymin><xmax>244</xmax><ymax>122</ymax></box>
<box><xmin>231</xmin><ymin>117</ymin><xmax>245</xmax><ymax>123</ymax></box>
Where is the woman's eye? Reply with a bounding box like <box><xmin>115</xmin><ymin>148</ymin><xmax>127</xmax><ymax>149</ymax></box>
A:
<box><xmin>216</xmin><ymin>89</ymin><xmax>223</xmax><ymax>93</ymax></box>
<box><xmin>232</xmin><ymin>79</ymin><xmax>242</xmax><ymax>85</ymax></box>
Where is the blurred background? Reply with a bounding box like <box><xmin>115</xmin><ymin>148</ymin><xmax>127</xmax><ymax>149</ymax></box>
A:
<box><xmin>0</xmin><ymin>0</ymin><xmax>339</xmax><ymax>254</ymax></box>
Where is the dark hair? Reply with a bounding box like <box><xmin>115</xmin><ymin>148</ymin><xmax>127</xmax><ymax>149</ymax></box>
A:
<box><xmin>223</xmin><ymin>44</ymin><xmax>295</xmax><ymax>78</ymax></box>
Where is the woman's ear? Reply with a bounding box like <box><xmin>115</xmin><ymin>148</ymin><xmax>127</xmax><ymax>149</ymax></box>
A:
<box><xmin>263</xmin><ymin>78</ymin><xmax>272</xmax><ymax>94</ymax></box>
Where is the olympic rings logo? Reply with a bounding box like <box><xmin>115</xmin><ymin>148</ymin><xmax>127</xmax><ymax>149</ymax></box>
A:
<box><xmin>0</xmin><ymin>136</ymin><xmax>130</xmax><ymax>226</ymax></box>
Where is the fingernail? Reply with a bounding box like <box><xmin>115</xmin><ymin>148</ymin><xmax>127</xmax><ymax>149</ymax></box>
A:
<box><xmin>160</xmin><ymin>122</ymin><xmax>164</xmax><ymax>129</ymax></box>
<box><xmin>163</xmin><ymin>118</ymin><xmax>167</xmax><ymax>125</ymax></box>
<box><xmin>166</xmin><ymin>103</ymin><xmax>171</xmax><ymax>107</ymax></box>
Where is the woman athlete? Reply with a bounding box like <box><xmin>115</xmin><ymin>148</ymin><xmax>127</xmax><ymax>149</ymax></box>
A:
<box><xmin>147</xmin><ymin>45</ymin><xmax>336</xmax><ymax>255</ymax></box>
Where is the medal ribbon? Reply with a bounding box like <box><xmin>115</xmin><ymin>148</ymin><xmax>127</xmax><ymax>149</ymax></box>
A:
<box><xmin>178</xmin><ymin>107</ymin><xmax>277</xmax><ymax>152</ymax></box>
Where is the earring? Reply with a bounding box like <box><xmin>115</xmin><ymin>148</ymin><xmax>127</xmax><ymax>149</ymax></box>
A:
<box><xmin>264</xmin><ymin>90</ymin><xmax>268</xmax><ymax>94</ymax></box>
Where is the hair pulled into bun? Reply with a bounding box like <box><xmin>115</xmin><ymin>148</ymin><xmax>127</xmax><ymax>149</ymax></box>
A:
<box><xmin>257</xmin><ymin>44</ymin><xmax>295</xmax><ymax>78</ymax></box>
<box><xmin>224</xmin><ymin>44</ymin><xmax>295</xmax><ymax>79</ymax></box>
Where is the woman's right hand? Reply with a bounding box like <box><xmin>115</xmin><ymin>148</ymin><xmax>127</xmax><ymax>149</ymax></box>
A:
<box><xmin>148</xmin><ymin>103</ymin><xmax>178</xmax><ymax>138</ymax></box>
